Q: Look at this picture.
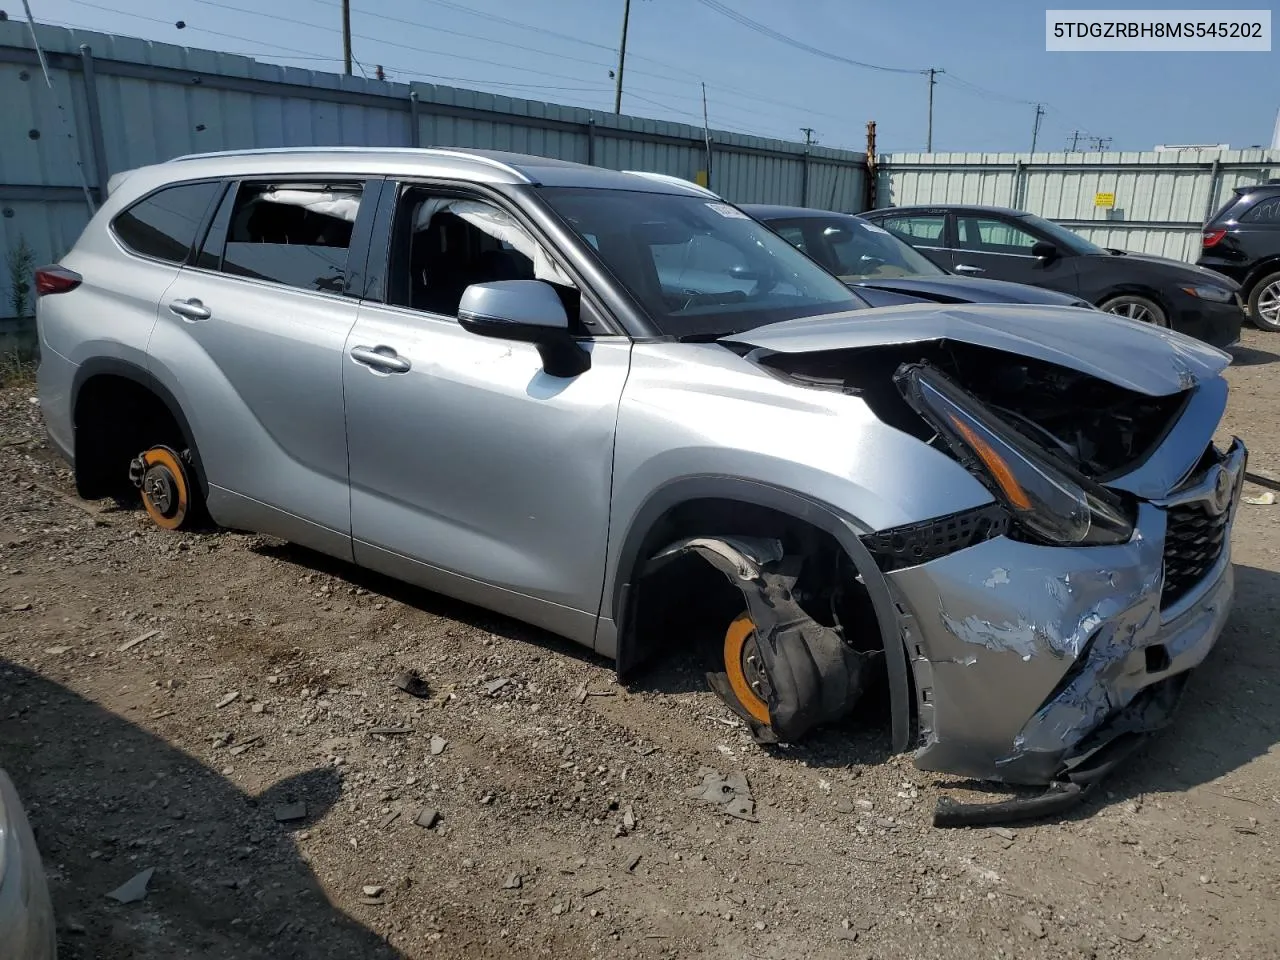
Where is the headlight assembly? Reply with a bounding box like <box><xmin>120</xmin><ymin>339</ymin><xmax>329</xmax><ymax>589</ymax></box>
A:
<box><xmin>1181</xmin><ymin>284</ymin><xmax>1234</xmax><ymax>303</ymax></box>
<box><xmin>895</xmin><ymin>363</ymin><xmax>1134</xmax><ymax>547</ymax></box>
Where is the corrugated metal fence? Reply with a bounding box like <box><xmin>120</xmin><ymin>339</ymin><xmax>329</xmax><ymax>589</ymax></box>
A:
<box><xmin>877</xmin><ymin>149</ymin><xmax>1280</xmax><ymax>262</ymax></box>
<box><xmin>0</xmin><ymin>20</ymin><xmax>867</xmax><ymax>320</ymax></box>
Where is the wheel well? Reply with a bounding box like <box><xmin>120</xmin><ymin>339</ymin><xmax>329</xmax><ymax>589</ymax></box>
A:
<box><xmin>73</xmin><ymin>374</ymin><xmax>190</xmax><ymax>502</ymax></box>
<box><xmin>1243</xmin><ymin>259</ymin><xmax>1280</xmax><ymax>299</ymax></box>
<box><xmin>618</xmin><ymin>498</ymin><xmax>883</xmax><ymax>677</ymax></box>
<box><xmin>1095</xmin><ymin>287</ymin><xmax>1167</xmax><ymax>312</ymax></box>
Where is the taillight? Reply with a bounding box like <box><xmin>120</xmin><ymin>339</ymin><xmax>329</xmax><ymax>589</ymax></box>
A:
<box><xmin>35</xmin><ymin>265</ymin><xmax>82</xmax><ymax>296</ymax></box>
<box><xmin>1202</xmin><ymin>228</ymin><xmax>1227</xmax><ymax>249</ymax></box>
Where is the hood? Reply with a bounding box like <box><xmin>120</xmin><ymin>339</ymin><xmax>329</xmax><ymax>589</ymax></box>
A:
<box><xmin>722</xmin><ymin>302</ymin><xmax>1231</xmax><ymax>397</ymax></box>
<box><xmin>854</xmin><ymin>275</ymin><xmax>1089</xmax><ymax>307</ymax></box>
<box><xmin>1095</xmin><ymin>249</ymin><xmax>1241</xmax><ymax>289</ymax></box>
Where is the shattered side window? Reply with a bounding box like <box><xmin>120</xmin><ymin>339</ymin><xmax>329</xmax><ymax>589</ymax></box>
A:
<box><xmin>387</xmin><ymin>189</ymin><xmax>578</xmax><ymax>322</ymax></box>
<box><xmin>218</xmin><ymin>182</ymin><xmax>363</xmax><ymax>294</ymax></box>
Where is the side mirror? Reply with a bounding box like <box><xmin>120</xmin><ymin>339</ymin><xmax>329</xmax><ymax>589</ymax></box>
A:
<box><xmin>457</xmin><ymin>280</ymin><xmax>589</xmax><ymax>378</ymax></box>
<box><xmin>1031</xmin><ymin>240</ymin><xmax>1059</xmax><ymax>262</ymax></box>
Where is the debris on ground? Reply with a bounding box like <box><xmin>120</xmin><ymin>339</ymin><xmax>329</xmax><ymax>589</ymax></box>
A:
<box><xmin>392</xmin><ymin>669</ymin><xmax>431</xmax><ymax>699</ymax></box>
<box><xmin>415</xmin><ymin>808</ymin><xmax>440</xmax><ymax>829</ymax></box>
<box><xmin>362</xmin><ymin>885</ymin><xmax>384</xmax><ymax>897</ymax></box>
<box><xmin>105</xmin><ymin>868</ymin><xmax>155</xmax><ymax>904</ymax></box>
<box><xmin>429</xmin><ymin>735</ymin><xmax>447</xmax><ymax>756</ymax></box>
<box><xmin>215</xmin><ymin>691</ymin><xmax>241</xmax><ymax>709</ymax></box>
<box><xmin>118</xmin><ymin>628</ymin><xmax>160</xmax><ymax>653</ymax></box>
<box><xmin>1243</xmin><ymin>490</ymin><xmax>1276</xmax><ymax>505</ymax></box>
<box><xmin>273</xmin><ymin>802</ymin><xmax>308</xmax><ymax>823</ymax></box>
<box><xmin>482</xmin><ymin>677</ymin><xmax>511</xmax><ymax>697</ymax></box>
<box><xmin>502</xmin><ymin>872</ymin><xmax>523</xmax><ymax>890</ymax></box>
<box><xmin>685</xmin><ymin>769</ymin><xmax>757</xmax><ymax>822</ymax></box>
<box><xmin>367</xmin><ymin>726</ymin><xmax>413</xmax><ymax>736</ymax></box>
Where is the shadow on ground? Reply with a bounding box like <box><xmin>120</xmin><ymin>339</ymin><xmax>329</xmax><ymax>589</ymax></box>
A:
<box><xmin>0</xmin><ymin>660</ymin><xmax>403</xmax><ymax>960</ymax></box>
<box><xmin>1229</xmin><ymin>343</ymin><xmax>1280</xmax><ymax>367</ymax></box>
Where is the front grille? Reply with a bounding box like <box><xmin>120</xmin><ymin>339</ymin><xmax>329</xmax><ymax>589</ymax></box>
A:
<box><xmin>1161</xmin><ymin>501</ymin><xmax>1230</xmax><ymax>607</ymax></box>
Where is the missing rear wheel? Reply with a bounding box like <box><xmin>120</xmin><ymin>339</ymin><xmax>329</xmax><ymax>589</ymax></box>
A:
<box><xmin>130</xmin><ymin>446</ymin><xmax>193</xmax><ymax>531</ymax></box>
<box><xmin>723</xmin><ymin>613</ymin><xmax>772</xmax><ymax>725</ymax></box>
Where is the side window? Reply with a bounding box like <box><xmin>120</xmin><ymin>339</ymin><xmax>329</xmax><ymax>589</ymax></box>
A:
<box><xmin>958</xmin><ymin>216</ymin><xmax>1039</xmax><ymax>254</ymax></box>
<box><xmin>878</xmin><ymin>215</ymin><xmax>946</xmax><ymax>245</ymax></box>
<box><xmin>387</xmin><ymin>188</ymin><xmax>577</xmax><ymax>320</ymax></box>
<box><xmin>111</xmin><ymin>181</ymin><xmax>221</xmax><ymax>263</ymax></box>
<box><xmin>213</xmin><ymin>182</ymin><xmax>364</xmax><ymax>293</ymax></box>
<box><xmin>1241</xmin><ymin>196</ymin><xmax>1280</xmax><ymax>224</ymax></box>
<box><xmin>772</xmin><ymin>223</ymin><xmax>808</xmax><ymax>253</ymax></box>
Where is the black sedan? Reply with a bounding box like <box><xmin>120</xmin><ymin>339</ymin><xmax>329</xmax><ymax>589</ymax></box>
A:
<box><xmin>742</xmin><ymin>204</ymin><xmax>1093</xmax><ymax>311</ymax></box>
<box><xmin>859</xmin><ymin>203</ymin><xmax>1242</xmax><ymax>348</ymax></box>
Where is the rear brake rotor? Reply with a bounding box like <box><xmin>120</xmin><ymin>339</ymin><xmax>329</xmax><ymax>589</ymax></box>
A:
<box><xmin>130</xmin><ymin>446</ymin><xmax>190</xmax><ymax>531</ymax></box>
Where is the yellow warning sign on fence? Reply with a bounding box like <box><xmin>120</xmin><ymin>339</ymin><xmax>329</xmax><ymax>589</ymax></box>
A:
<box><xmin>1094</xmin><ymin>192</ymin><xmax>1116</xmax><ymax>208</ymax></box>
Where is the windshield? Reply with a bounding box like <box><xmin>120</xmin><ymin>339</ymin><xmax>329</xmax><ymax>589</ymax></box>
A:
<box><xmin>775</xmin><ymin>216</ymin><xmax>945</xmax><ymax>279</ymax></box>
<box><xmin>538</xmin><ymin>188</ymin><xmax>862</xmax><ymax>338</ymax></box>
<box><xmin>1015</xmin><ymin>213</ymin><xmax>1107</xmax><ymax>256</ymax></box>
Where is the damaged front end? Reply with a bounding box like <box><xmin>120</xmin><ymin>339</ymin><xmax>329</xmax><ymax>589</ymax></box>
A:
<box><xmin>676</xmin><ymin>313</ymin><xmax>1245</xmax><ymax>822</ymax></box>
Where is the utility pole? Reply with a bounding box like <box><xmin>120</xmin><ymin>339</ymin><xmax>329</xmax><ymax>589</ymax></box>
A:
<box><xmin>341</xmin><ymin>0</ymin><xmax>352</xmax><ymax>75</ymax></box>
<box><xmin>613</xmin><ymin>0</ymin><xmax>631</xmax><ymax>113</ymax></box>
<box><xmin>1088</xmin><ymin>136</ymin><xmax>1113</xmax><ymax>152</ymax></box>
<box><xmin>1030</xmin><ymin>103</ymin><xmax>1045</xmax><ymax>153</ymax></box>
<box><xmin>800</xmin><ymin>126</ymin><xmax>816</xmax><ymax>146</ymax></box>
<box><xmin>700</xmin><ymin>81</ymin><xmax>713</xmax><ymax>188</ymax></box>
<box><xmin>1067</xmin><ymin>129</ymin><xmax>1082</xmax><ymax>151</ymax></box>
<box><xmin>925</xmin><ymin>68</ymin><xmax>944</xmax><ymax>152</ymax></box>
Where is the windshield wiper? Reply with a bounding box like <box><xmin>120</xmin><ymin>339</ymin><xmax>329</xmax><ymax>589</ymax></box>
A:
<box><xmin>674</xmin><ymin>331</ymin><xmax>733</xmax><ymax>342</ymax></box>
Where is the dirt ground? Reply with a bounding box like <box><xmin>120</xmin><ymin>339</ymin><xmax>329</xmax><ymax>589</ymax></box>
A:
<box><xmin>2</xmin><ymin>329</ymin><xmax>1280</xmax><ymax>960</ymax></box>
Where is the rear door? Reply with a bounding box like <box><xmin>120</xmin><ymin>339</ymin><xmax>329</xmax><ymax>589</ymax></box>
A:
<box><xmin>868</xmin><ymin>212</ymin><xmax>952</xmax><ymax>270</ymax></box>
<box><xmin>148</xmin><ymin>176</ymin><xmax>382</xmax><ymax>558</ymax></box>
<box><xmin>951</xmin><ymin>212</ymin><xmax>1080</xmax><ymax>295</ymax></box>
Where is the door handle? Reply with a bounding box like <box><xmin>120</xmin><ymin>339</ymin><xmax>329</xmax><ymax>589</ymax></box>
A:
<box><xmin>953</xmin><ymin>264</ymin><xmax>986</xmax><ymax>274</ymax></box>
<box><xmin>350</xmin><ymin>345</ymin><xmax>411</xmax><ymax>374</ymax></box>
<box><xmin>169</xmin><ymin>298</ymin><xmax>211</xmax><ymax>321</ymax></box>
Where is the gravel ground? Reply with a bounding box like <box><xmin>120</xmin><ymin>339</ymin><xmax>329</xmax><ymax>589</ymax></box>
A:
<box><xmin>2</xmin><ymin>330</ymin><xmax>1279</xmax><ymax>960</ymax></box>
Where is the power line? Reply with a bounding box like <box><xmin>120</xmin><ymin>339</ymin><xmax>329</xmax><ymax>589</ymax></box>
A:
<box><xmin>691</xmin><ymin>0</ymin><xmax>927</xmax><ymax>75</ymax></box>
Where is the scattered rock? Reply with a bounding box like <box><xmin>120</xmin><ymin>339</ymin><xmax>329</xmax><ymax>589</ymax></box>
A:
<box><xmin>118</xmin><ymin>628</ymin><xmax>159</xmax><ymax>652</ymax></box>
<box><xmin>429</xmin><ymin>735</ymin><xmax>447</xmax><ymax>756</ymax></box>
<box><xmin>988</xmin><ymin>826</ymin><xmax>1016</xmax><ymax>841</ymax></box>
<box><xmin>503</xmin><ymin>872</ymin><xmax>523</xmax><ymax>890</ymax></box>
<box><xmin>274</xmin><ymin>802</ymin><xmax>307</xmax><ymax>823</ymax></box>
<box><xmin>393</xmin><ymin>670</ymin><xmax>430</xmax><ymax>699</ymax></box>
<box><xmin>368</xmin><ymin>726</ymin><xmax>413</xmax><ymax>736</ymax></box>
<box><xmin>44</xmin><ymin>646</ymin><xmax>71</xmax><ymax>655</ymax></box>
<box><xmin>415</xmin><ymin>807</ymin><xmax>440</xmax><ymax>829</ymax></box>
<box><xmin>251</xmin><ymin>703</ymin><xmax>266</xmax><ymax>714</ymax></box>
<box><xmin>834</xmin><ymin>799</ymin><xmax>856</xmax><ymax>815</ymax></box>
<box><xmin>215</xmin><ymin>691</ymin><xmax>240</xmax><ymax>709</ymax></box>
<box><xmin>1117</xmin><ymin>929</ymin><xmax>1145</xmax><ymax>943</ymax></box>
<box><xmin>10</xmin><ymin>602</ymin><xmax>32</xmax><ymax>612</ymax></box>
<box><xmin>106</xmin><ymin>867</ymin><xmax>155</xmax><ymax>904</ymax></box>
<box><xmin>379</xmin><ymin>810</ymin><xmax>402</xmax><ymax>829</ymax></box>
<box><xmin>622</xmin><ymin>804</ymin><xmax>636</xmax><ymax>831</ymax></box>
<box><xmin>483</xmin><ymin>677</ymin><xmax>511</xmax><ymax>697</ymax></box>
<box><xmin>362</xmin><ymin>885</ymin><xmax>384</xmax><ymax>897</ymax></box>
<box><xmin>626</xmin><ymin>853</ymin><xmax>642</xmax><ymax>872</ymax></box>
<box><xmin>1021</xmin><ymin>915</ymin><xmax>1046</xmax><ymax>939</ymax></box>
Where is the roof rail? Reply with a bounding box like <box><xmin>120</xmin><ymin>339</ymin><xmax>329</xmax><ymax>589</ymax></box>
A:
<box><xmin>622</xmin><ymin>170</ymin><xmax>721</xmax><ymax>198</ymax></box>
<box><xmin>168</xmin><ymin>146</ymin><xmax>529</xmax><ymax>181</ymax></box>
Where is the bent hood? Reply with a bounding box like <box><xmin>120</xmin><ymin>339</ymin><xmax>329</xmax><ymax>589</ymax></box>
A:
<box><xmin>854</xmin><ymin>275</ymin><xmax>1088</xmax><ymax>307</ymax></box>
<box><xmin>722</xmin><ymin>302</ymin><xmax>1231</xmax><ymax>397</ymax></box>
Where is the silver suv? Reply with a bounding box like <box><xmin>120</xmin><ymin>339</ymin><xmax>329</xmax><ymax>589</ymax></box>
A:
<box><xmin>37</xmin><ymin>148</ymin><xmax>1244</xmax><ymax>821</ymax></box>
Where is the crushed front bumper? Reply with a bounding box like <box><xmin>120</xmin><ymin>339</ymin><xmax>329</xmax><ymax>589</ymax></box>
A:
<box><xmin>885</xmin><ymin>438</ymin><xmax>1245</xmax><ymax>796</ymax></box>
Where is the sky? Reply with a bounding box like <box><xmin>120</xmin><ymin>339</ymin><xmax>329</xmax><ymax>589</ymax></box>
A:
<box><xmin>24</xmin><ymin>0</ymin><xmax>1280</xmax><ymax>153</ymax></box>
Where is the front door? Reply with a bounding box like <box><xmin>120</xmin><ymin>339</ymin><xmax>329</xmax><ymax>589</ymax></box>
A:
<box><xmin>150</xmin><ymin>177</ymin><xmax>379</xmax><ymax>558</ymax></box>
<box><xmin>951</xmin><ymin>213</ymin><xmax>1080</xmax><ymax>294</ymax></box>
<box><xmin>344</xmin><ymin>185</ymin><xmax>631</xmax><ymax>643</ymax></box>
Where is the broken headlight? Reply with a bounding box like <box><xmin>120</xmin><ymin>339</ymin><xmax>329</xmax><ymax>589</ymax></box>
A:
<box><xmin>895</xmin><ymin>363</ymin><xmax>1134</xmax><ymax>546</ymax></box>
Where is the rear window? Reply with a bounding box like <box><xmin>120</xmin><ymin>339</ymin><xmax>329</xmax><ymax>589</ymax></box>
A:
<box><xmin>112</xmin><ymin>181</ymin><xmax>221</xmax><ymax>263</ymax></box>
<box><xmin>1241</xmin><ymin>194</ymin><xmax>1280</xmax><ymax>224</ymax></box>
